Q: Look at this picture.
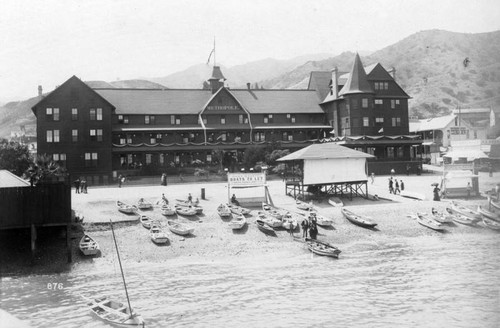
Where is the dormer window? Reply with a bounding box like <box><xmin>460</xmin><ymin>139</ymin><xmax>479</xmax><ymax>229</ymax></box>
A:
<box><xmin>264</xmin><ymin>114</ymin><xmax>273</xmax><ymax>124</ymax></box>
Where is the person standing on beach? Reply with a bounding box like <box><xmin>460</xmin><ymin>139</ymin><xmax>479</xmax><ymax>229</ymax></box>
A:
<box><xmin>433</xmin><ymin>186</ymin><xmax>441</xmax><ymax>201</ymax></box>
<box><xmin>400</xmin><ymin>180</ymin><xmax>405</xmax><ymax>191</ymax></box>
<box><xmin>394</xmin><ymin>180</ymin><xmax>400</xmax><ymax>194</ymax></box>
<box><xmin>118</xmin><ymin>175</ymin><xmax>123</xmax><ymax>188</ymax></box>
<box><xmin>388</xmin><ymin>178</ymin><xmax>394</xmax><ymax>194</ymax></box>
<box><xmin>406</xmin><ymin>164</ymin><xmax>411</xmax><ymax>176</ymax></box>
<box><xmin>73</xmin><ymin>178</ymin><xmax>80</xmax><ymax>194</ymax></box>
<box><xmin>187</xmin><ymin>193</ymin><xmax>193</xmax><ymax>203</ymax></box>
<box><xmin>161</xmin><ymin>173</ymin><xmax>166</xmax><ymax>186</ymax></box>
<box><xmin>81</xmin><ymin>178</ymin><xmax>87</xmax><ymax>194</ymax></box>
<box><xmin>301</xmin><ymin>218</ymin><xmax>309</xmax><ymax>238</ymax></box>
<box><xmin>370</xmin><ymin>173</ymin><xmax>375</xmax><ymax>184</ymax></box>
<box><xmin>466</xmin><ymin>182</ymin><xmax>472</xmax><ymax>199</ymax></box>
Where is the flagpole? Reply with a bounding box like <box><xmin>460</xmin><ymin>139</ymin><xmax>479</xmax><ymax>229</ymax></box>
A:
<box><xmin>213</xmin><ymin>37</ymin><xmax>216</xmax><ymax>66</ymax></box>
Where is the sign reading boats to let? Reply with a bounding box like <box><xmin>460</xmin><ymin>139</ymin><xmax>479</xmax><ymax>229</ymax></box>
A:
<box><xmin>228</xmin><ymin>173</ymin><xmax>266</xmax><ymax>187</ymax></box>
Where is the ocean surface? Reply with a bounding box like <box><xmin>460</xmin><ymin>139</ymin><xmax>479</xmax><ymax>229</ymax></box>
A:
<box><xmin>1</xmin><ymin>232</ymin><xmax>500</xmax><ymax>328</ymax></box>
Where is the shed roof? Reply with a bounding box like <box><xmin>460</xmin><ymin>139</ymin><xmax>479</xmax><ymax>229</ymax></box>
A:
<box><xmin>277</xmin><ymin>143</ymin><xmax>374</xmax><ymax>161</ymax></box>
<box><xmin>410</xmin><ymin>115</ymin><xmax>456</xmax><ymax>132</ymax></box>
<box><xmin>0</xmin><ymin>170</ymin><xmax>30</xmax><ymax>188</ymax></box>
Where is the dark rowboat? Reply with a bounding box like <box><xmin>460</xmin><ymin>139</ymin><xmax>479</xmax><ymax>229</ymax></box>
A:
<box><xmin>305</xmin><ymin>238</ymin><xmax>341</xmax><ymax>258</ymax></box>
<box><xmin>341</xmin><ymin>208</ymin><xmax>377</xmax><ymax>228</ymax></box>
<box><xmin>256</xmin><ymin>219</ymin><xmax>276</xmax><ymax>235</ymax></box>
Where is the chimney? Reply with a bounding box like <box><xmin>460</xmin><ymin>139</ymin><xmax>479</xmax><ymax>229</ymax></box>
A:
<box><xmin>38</xmin><ymin>85</ymin><xmax>43</xmax><ymax>97</ymax></box>
<box><xmin>246</xmin><ymin>82</ymin><xmax>251</xmax><ymax>90</ymax></box>
<box><xmin>331</xmin><ymin>67</ymin><xmax>338</xmax><ymax>98</ymax></box>
<box><xmin>389</xmin><ymin>67</ymin><xmax>396</xmax><ymax>80</ymax></box>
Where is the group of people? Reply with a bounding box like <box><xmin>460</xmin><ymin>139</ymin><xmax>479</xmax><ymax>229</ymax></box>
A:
<box><xmin>388</xmin><ymin>177</ymin><xmax>404</xmax><ymax>194</ymax></box>
<box><xmin>73</xmin><ymin>178</ymin><xmax>88</xmax><ymax>194</ymax></box>
<box><xmin>301</xmin><ymin>213</ymin><xmax>318</xmax><ymax>239</ymax></box>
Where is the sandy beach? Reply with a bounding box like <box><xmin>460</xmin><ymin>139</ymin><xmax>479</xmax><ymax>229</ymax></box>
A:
<box><xmin>67</xmin><ymin>169</ymin><xmax>497</xmax><ymax>267</ymax></box>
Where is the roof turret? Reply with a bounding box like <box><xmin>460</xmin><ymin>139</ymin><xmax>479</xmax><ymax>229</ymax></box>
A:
<box><xmin>338</xmin><ymin>53</ymin><xmax>374</xmax><ymax>96</ymax></box>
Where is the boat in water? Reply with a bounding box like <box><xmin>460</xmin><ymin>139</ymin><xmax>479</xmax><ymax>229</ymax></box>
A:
<box><xmin>341</xmin><ymin>208</ymin><xmax>377</xmax><ymax>228</ymax></box>
<box><xmin>87</xmin><ymin>220</ymin><xmax>145</xmax><ymax>326</ymax></box>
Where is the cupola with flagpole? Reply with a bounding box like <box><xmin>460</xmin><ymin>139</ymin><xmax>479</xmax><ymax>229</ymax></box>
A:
<box><xmin>206</xmin><ymin>37</ymin><xmax>226</xmax><ymax>94</ymax></box>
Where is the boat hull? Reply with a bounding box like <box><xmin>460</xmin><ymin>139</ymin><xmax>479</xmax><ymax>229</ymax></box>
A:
<box><xmin>256</xmin><ymin>219</ymin><xmax>275</xmax><ymax>235</ymax></box>
<box><xmin>416</xmin><ymin>214</ymin><xmax>444</xmax><ymax>231</ymax></box>
<box><xmin>79</xmin><ymin>235</ymin><xmax>100</xmax><ymax>256</ymax></box>
<box><xmin>478</xmin><ymin>206</ymin><xmax>500</xmax><ymax>221</ymax></box>
<box><xmin>341</xmin><ymin>208</ymin><xmax>377</xmax><ymax>228</ymax></box>
<box><xmin>306</xmin><ymin>238</ymin><xmax>341</xmax><ymax>258</ymax></box>
<box><xmin>88</xmin><ymin>297</ymin><xmax>145</xmax><ymax>327</ymax></box>
<box><xmin>229</xmin><ymin>215</ymin><xmax>247</xmax><ymax>229</ymax></box>
<box><xmin>167</xmin><ymin>220</ymin><xmax>194</xmax><ymax>235</ymax></box>
<box><xmin>482</xmin><ymin>217</ymin><xmax>500</xmax><ymax>230</ymax></box>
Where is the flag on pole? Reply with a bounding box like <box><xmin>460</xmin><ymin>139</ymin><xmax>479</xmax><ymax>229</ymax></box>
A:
<box><xmin>378</xmin><ymin>127</ymin><xmax>384</xmax><ymax>133</ymax></box>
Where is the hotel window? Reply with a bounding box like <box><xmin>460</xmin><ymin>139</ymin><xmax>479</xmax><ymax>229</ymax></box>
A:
<box><xmin>206</xmin><ymin>154</ymin><xmax>212</xmax><ymax>163</ymax></box>
<box><xmin>391</xmin><ymin>117</ymin><xmax>401</xmax><ymax>127</ymax></box>
<box><xmin>97</xmin><ymin>129</ymin><xmax>103</xmax><ymax>141</ymax></box>
<box><xmin>362</xmin><ymin>98</ymin><xmax>368</xmax><ymax>108</ymax></box>
<box><xmin>53</xmin><ymin>130</ymin><xmax>60</xmax><ymax>142</ymax></box>
<box><xmin>375</xmin><ymin>117</ymin><xmax>384</xmax><ymax>124</ymax></box>
<box><xmin>159</xmin><ymin>154</ymin><xmax>164</xmax><ymax>165</ymax></box>
<box><xmin>90</xmin><ymin>129</ymin><xmax>97</xmax><ymax>141</ymax></box>
<box><xmin>119</xmin><ymin>136</ymin><xmax>126</xmax><ymax>145</ymax></box>
<box><xmin>46</xmin><ymin>108</ymin><xmax>53</xmax><ymax>121</ymax></box>
<box><xmin>221</xmin><ymin>115</ymin><xmax>226</xmax><ymax>125</ymax></box>
<box><xmin>72</xmin><ymin>129</ymin><xmax>78</xmax><ymax>142</ymax></box>
<box><xmin>118</xmin><ymin>115</ymin><xmax>123</xmax><ymax>123</ymax></box>
<box><xmin>156</xmin><ymin>133</ymin><xmax>162</xmax><ymax>140</ymax></box>
<box><xmin>374</xmin><ymin>82</ymin><xmax>379</xmax><ymax>90</ymax></box>
<box><xmin>239</xmin><ymin>115</ymin><xmax>244</xmax><ymax>124</ymax></box>
<box><xmin>53</xmin><ymin>108</ymin><xmax>60</xmax><ymax>121</ymax></box>
<box><xmin>397</xmin><ymin>147</ymin><xmax>404</xmax><ymax>158</ymax></box>
<box><xmin>145</xmin><ymin>115</ymin><xmax>155</xmax><ymax>125</ymax></box>
<box><xmin>375</xmin><ymin>99</ymin><xmax>383</xmax><ymax>106</ymax></box>
<box><xmin>171</xmin><ymin>115</ymin><xmax>181</xmax><ymax>125</ymax></box>
<box><xmin>219</xmin><ymin>132</ymin><xmax>227</xmax><ymax>142</ymax></box>
<box><xmin>90</xmin><ymin>108</ymin><xmax>96</xmax><ymax>120</ymax></box>
<box><xmin>282</xmin><ymin>132</ymin><xmax>288</xmax><ymax>141</ymax></box>
<box><xmin>85</xmin><ymin>152</ymin><xmax>98</xmax><ymax>167</ymax></box>
<box><xmin>175</xmin><ymin>154</ymin><xmax>180</xmax><ymax>164</ymax></box>
<box><xmin>72</xmin><ymin>108</ymin><xmax>78</xmax><ymax>120</ymax></box>
<box><xmin>53</xmin><ymin>153</ymin><xmax>67</xmax><ymax>166</ymax></box>
<box><xmin>367</xmin><ymin>147</ymin><xmax>375</xmax><ymax>155</ymax></box>
<box><xmin>46</xmin><ymin>130</ymin><xmax>53</xmax><ymax>142</ymax></box>
<box><xmin>384</xmin><ymin>82</ymin><xmax>389</xmax><ymax>90</ymax></box>
<box><xmin>387</xmin><ymin>147</ymin><xmax>395</xmax><ymax>158</ymax></box>
<box><xmin>126</xmin><ymin>134</ymin><xmax>132</xmax><ymax>144</ymax></box>
<box><xmin>351</xmin><ymin>98</ymin><xmax>358</xmax><ymax>110</ymax></box>
<box><xmin>145</xmin><ymin>116</ymin><xmax>150</xmax><ymax>124</ymax></box>
<box><xmin>287</xmin><ymin>114</ymin><xmax>296</xmax><ymax>123</ymax></box>
<box><xmin>146</xmin><ymin>154</ymin><xmax>152</xmax><ymax>165</ymax></box>
<box><xmin>182</xmin><ymin>134</ymin><xmax>188</xmax><ymax>143</ymax></box>
<box><xmin>97</xmin><ymin>108</ymin><xmax>102</xmax><ymax>121</ymax></box>
<box><xmin>395</xmin><ymin>99</ymin><xmax>400</xmax><ymax>106</ymax></box>
<box><xmin>363</xmin><ymin>117</ymin><xmax>370</xmax><ymax>127</ymax></box>
<box><xmin>255</xmin><ymin>132</ymin><xmax>265</xmax><ymax>142</ymax></box>
<box><xmin>203</xmin><ymin>117</ymin><xmax>208</xmax><ymax>125</ymax></box>
<box><xmin>264</xmin><ymin>114</ymin><xmax>273</xmax><ymax>124</ymax></box>
<box><xmin>189</xmin><ymin>133</ymin><xmax>195</xmax><ymax>142</ymax></box>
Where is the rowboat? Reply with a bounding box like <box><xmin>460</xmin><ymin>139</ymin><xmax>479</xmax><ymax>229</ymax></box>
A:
<box><xmin>116</xmin><ymin>201</ymin><xmax>137</xmax><ymax>214</ymax></box>
<box><xmin>139</xmin><ymin>215</ymin><xmax>152</xmax><ymax>229</ymax></box>
<box><xmin>149</xmin><ymin>224</ymin><xmax>169</xmax><ymax>244</ymax></box>
<box><xmin>217</xmin><ymin>203</ymin><xmax>232</xmax><ymax>218</ymax></box>
<box><xmin>282</xmin><ymin>212</ymin><xmax>298</xmax><ymax>230</ymax></box>
<box><xmin>227</xmin><ymin>203</ymin><xmax>251</xmax><ymax>216</ymax></box>
<box><xmin>482</xmin><ymin>217</ymin><xmax>500</xmax><ymax>230</ymax></box>
<box><xmin>448</xmin><ymin>202</ymin><xmax>481</xmax><ymax>220</ymax></box>
<box><xmin>341</xmin><ymin>208</ymin><xmax>377</xmax><ymax>228</ymax></box>
<box><xmin>328</xmin><ymin>197</ymin><xmax>344</xmax><ymax>207</ymax></box>
<box><xmin>176</xmin><ymin>199</ymin><xmax>203</xmax><ymax>214</ymax></box>
<box><xmin>160</xmin><ymin>204</ymin><xmax>176</xmax><ymax>216</ymax></box>
<box><xmin>262</xmin><ymin>202</ymin><xmax>283</xmax><ymax>220</ymax></box>
<box><xmin>447</xmin><ymin>211</ymin><xmax>478</xmax><ymax>226</ymax></box>
<box><xmin>175</xmin><ymin>206</ymin><xmax>197</xmax><ymax>216</ymax></box>
<box><xmin>430</xmin><ymin>209</ymin><xmax>454</xmax><ymax>223</ymax></box>
<box><xmin>167</xmin><ymin>220</ymin><xmax>194</xmax><ymax>235</ymax></box>
<box><xmin>489</xmin><ymin>196</ymin><xmax>500</xmax><ymax>211</ymax></box>
<box><xmin>416</xmin><ymin>213</ymin><xmax>444</xmax><ymax>231</ymax></box>
<box><xmin>229</xmin><ymin>214</ymin><xmax>247</xmax><ymax>230</ymax></box>
<box><xmin>257</xmin><ymin>211</ymin><xmax>282</xmax><ymax>228</ymax></box>
<box><xmin>296</xmin><ymin>200</ymin><xmax>312</xmax><ymax>211</ymax></box>
<box><xmin>88</xmin><ymin>296</ymin><xmax>144</xmax><ymax>327</ymax></box>
<box><xmin>137</xmin><ymin>198</ymin><xmax>153</xmax><ymax>210</ymax></box>
<box><xmin>308</xmin><ymin>211</ymin><xmax>333</xmax><ymax>227</ymax></box>
<box><xmin>79</xmin><ymin>234</ymin><xmax>100</xmax><ymax>256</ymax></box>
<box><xmin>256</xmin><ymin>219</ymin><xmax>276</xmax><ymax>235</ymax></box>
<box><xmin>478</xmin><ymin>205</ymin><xmax>500</xmax><ymax>222</ymax></box>
<box><xmin>306</xmin><ymin>238</ymin><xmax>341</xmax><ymax>258</ymax></box>
<box><xmin>87</xmin><ymin>220</ymin><xmax>145</xmax><ymax>327</ymax></box>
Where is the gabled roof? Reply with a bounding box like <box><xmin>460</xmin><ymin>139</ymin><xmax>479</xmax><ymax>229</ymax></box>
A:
<box><xmin>277</xmin><ymin>143</ymin><xmax>374</xmax><ymax>161</ymax></box>
<box><xmin>31</xmin><ymin>75</ymin><xmax>116</xmax><ymax>115</ymax></box>
<box><xmin>411</xmin><ymin>115</ymin><xmax>457</xmax><ymax>132</ymax></box>
<box><xmin>0</xmin><ymin>170</ymin><xmax>30</xmax><ymax>188</ymax></box>
<box><xmin>338</xmin><ymin>53</ymin><xmax>374</xmax><ymax>96</ymax></box>
<box><xmin>94</xmin><ymin>88</ymin><xmax>324</xmax><ymax>115</ymax></box>
<box><xmin>307</xmin><ymin>71</ymin><xmax>332</xmax><ymax>101</ymax></box>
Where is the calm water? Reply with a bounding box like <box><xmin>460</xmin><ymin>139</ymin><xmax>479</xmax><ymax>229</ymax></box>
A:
<box><xmin>2</xmin><ymin>233</ymin><xmax>500</xmax><ymax>328</ymax></box>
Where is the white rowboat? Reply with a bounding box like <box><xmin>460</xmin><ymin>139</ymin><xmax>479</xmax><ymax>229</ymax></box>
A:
<box><xmin>79</xmin><ymin>234</ymin><xmax>100</xmax><ymax>256</ymax></box>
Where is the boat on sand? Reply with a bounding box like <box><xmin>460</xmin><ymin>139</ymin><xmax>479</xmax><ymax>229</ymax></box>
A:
<box><xmin>482</xmin><ymin>217</ymin><xmax>500</xmax><ymax>231</ymax></box>
<box><xmin>229</xmin><ymin>214</ymin><xmax>247</xmax><ymax>230</ymax></box>
<box><xmin>116</xmin><ymin>201</ymin><xmax>137</xmax><ymax>214</ymax></box>
<box><xmin>341</xmin><ymin>208</ymin><xmax>377</xmax><ymax>228</ymax></box>
<box><xmin>282</xmin><ymin>212</ymin><xmax>298</xmax><ymax>230</ymax></box>
<box><xmin>306</xmin><ymin>238</ymin><xmax>341</xmax><ymax>258</ymax></box>
<box><xmin>139</xmin><ymin>215</ymin><xmax>152</xmax><ymax>229</ymax></box>
<box><xmin>137</xmin><ymin>198</ymin><xmax>153</xmax><ymax>210</ymax></box>
<box><xmin>160</xmin><ymin>204</ymin><xmax>175</xmax><ymax>216</ymax></box>
<box><xmin>446</xmin><ymin>209</ymin><xmax>478</xmax><ymax>226</ymax></box>
<box><xmin>308</xmin><ymin>211</ymin><xmax>333</xmax><ymax>227</ymax></box>
<box><xmin>262</xmin><ymin>202</ymin><xmax>283</xmax><ymax>220</ymax></box>
<box><xmin>217</xmin><ymin>204</ymin><xmax>232</xmax><ymax>218</ymax></box>
<box><xmin>167</xmin><ymin>220</ymin><xmax>194</xmax><ymax>236</ymax></box>
<box><xmin>489</xmin><ymin>196</ymin><xmax>500</xmax><ymax>211</ymax></box>
<box><xmin>256</xmin><ymin>219</ymin><xmax>276</xmax><ymax>235</ymax></box>
<box><xmin>478</xmin><ymin>205</ymin><xmax>500</xmax><ymax>222</ymax></box>
<box><xmin>257</xmin><ymin>211</ymin><xmax>282</xmax><ymax>228</ymax></box>
<box><xmin>227</xmin><ymin>203</ymin><xmax>251</xmax><ymax>215</ymax></box>
<box><xmin>149</xmin><ymin>223</ymin><xmax>169</xmax><ymax>244</ymax></box>
<box><xmin>175</xmin><ymin>199</ymin><xmax>203</xmax><ymax>214</ymax></box>
<box><xmin>79</xmin><ymin>234</ymin><xmax>100</xmax><ymax>256</ymax></box>
<box><xmin>328</xmin><ymin>197</ymin><xmax>343</xmax><ymax>207</ymax></box>
<box><xmin>175</xmin><ymin>206</ymin><xmax>197</xmax><ymax>216</ymax></box>
<box><xmin>448</xmin><ymin>202</ymin><xmax>481</xmax><ymax>220</ymax></box>
<box><xmin>296</xmin><ymin>200</ymin><xmax>312</xmax><ymax>211</ymax></box>
<box><xmin>415</xmin><ymin>213</ymin><xmax>444</xmax><ymax>231</ymax></box>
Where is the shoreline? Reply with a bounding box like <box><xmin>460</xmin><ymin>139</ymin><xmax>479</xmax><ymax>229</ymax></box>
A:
<box><xmin>1</xmin><ymin>171</ymin><xmax>496</xmax><ymax>277</ymax></box>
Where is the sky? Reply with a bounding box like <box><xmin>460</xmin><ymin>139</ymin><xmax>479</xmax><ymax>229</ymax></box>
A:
<box><xmin>1</xmin><ymin>0</ymin><xmax>499</xmax><ymax>102</ymax></box>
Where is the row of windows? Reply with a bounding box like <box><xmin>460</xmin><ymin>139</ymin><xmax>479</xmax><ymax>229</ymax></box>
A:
<box><xmin>117</xmin><ymin>114</ymin><xmax>296</xmax><ymax>125</ymax></box>
<box><xmin>46</xmin><ymin>108</ymin><xmax>102</xmax><ymax>121</ymax></box>
<box><xmin>374</xmin><ymin>82</ymin><xmax>389</xmax><ymax>90</ymax></box>
<box><xmin>343</xmin><ymin>117</ymin><xmax>402</xmax><ymax>128</ymax></box>
<box><xmin>347</xmin><ymin>98</ymin><xmax>400</xmax><ymax>110</ymax></box>
<box><xmin>50</xmin><ymin>153</ymin><xmax>99</xmax><ymax>167</ymax></box>
<box><xmin>46</xmin><ymin>129</ymin><xmax>103</xmax><ymax>142</ymax></box>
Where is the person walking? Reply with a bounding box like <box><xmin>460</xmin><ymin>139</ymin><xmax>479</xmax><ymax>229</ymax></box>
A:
<box><xmin>388</xmin><ymin>178</ymin><xmax>394</xmax><ymax>194</ymax></box>
<box><xmin>394</xmin><ymin>179</ymin><xmax>400</xmax><ymax>194</ymax></box>
<box><xmin>400</xmin><ymin>180</ymin><xmax>405</xmax><ymax>191</ymax></box>
<box><xmin>301</xmin><ymin>218</ymin><xmax>309</xmax><ymax>238</ymax></box>
<box><xmin>73</xmin><ymin>178</ymin><xmax>80</xmax><ymax>194</ymax></box>
<box><xmin>370</xmin><ymin>173</ymin><xmax>375</xmax><ymax>184</ymax></box>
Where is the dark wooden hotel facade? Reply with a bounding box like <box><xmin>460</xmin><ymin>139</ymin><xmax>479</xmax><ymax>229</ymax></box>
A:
<box><xmin>32</xmin><ymin>55</ymin><xmax>421</xmax><ymax>184</ymax></box>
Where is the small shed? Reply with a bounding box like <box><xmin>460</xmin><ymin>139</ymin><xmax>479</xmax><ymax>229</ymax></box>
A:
<box><xmin>277</xmin><ymin>143</ymin><xmax>374</xmax><ymax>200</ymax></box>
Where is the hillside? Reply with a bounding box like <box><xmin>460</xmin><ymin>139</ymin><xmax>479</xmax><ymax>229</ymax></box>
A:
<box><xmin>260</xmin><ymin>29</ymin><xmax>500</xmax><ymax>118</ymax></box>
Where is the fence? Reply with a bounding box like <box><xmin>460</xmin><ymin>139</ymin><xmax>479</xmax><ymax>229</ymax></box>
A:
<box><xmin>0</xmin><ymin>183</ymin><xmax>71</xmax><ymax>230</ymax></box>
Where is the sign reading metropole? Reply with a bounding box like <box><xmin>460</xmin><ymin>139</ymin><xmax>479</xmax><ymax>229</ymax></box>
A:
<box><xmin>227</xmin><ymin>173</ymin><xmax>266</xmax><ymax>188</ymax></box>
